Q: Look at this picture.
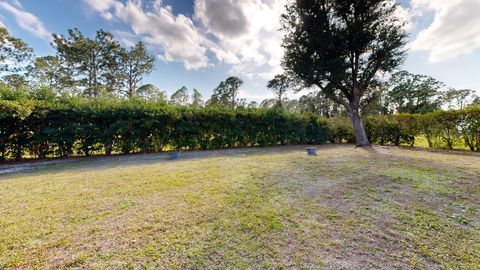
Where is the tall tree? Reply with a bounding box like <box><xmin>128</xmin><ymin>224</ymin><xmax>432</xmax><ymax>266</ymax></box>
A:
<box><xmin>360</xmin><ymin>83</ymin><xmax>388</xmax><ymax>116</ymax></box>
<box><xmin>53</xmin><ymin>29</ymin><xmax>122</xmax><ymax>98</ymax></box>
<box><xmin>443</xmin><ymin>88</ymin><xmax>475</xmax><ymax>110</ymax></box>
<box><xmin>387</xmin><ymin>70</ymin><xmax>444</xmax><ymax>114</ymax></box>
<box><xmin>267</xmin><ymin>73</ymin><xmax>297</xmax><ymax>108</ymax></box>
<box><xmin>2</xmin><ymin>74</ymin><xmax>28</xmax><ymax>89</ymax></box>
<box><xmin>120</xmin><ymin>42</ymin><xmax>155</xmax><ymax>97</ymax></box>
<box><xmin>470</xmin><ymin>95</ymin><xmax>480</xmax><ymax>107</ymax></box>
<box><xmin>191</xmin><ymin>89</ymin><xmax>204</xmax><ymax>108</ymax></box>
<box><xmin>209</xmin><ymin>76</ymin><xmax>243</xmax><ymax>108</ymax></box>
<box><xmin>170</xmin><ymin>86</ymin><xmax>190</xmax><ymax>106</ymax></box>
<box><xmin>136</xmin><ymin>84</ymin><xmax>166</xmax><ymax>101</ymax></box>
<box><xmin>30</xmin><ymin>56</ymin><xmax>76</xmax><ymax>93</ymax></box>
<box><xmin>282</xmin><ymin>0</ymin><xmax>407</xmax><ymax>146</ymax></box>
<box><xmin>0</xmin><ymin>27</ymin><xmax>32</xmax><ymax>74</ymax></box>
<box><xmin>283</xmin><ymin>99</ymin><xmax>302</xmax><ymax>114</ymax></box>
<box><xmin>299</xmin><ymin>92</ymin><xmax>343</xmax><ymax>117</ymax></box>
<box><xmin>260</xmin><ymin>98</ymin><xmax>278</xmax><ymax>109</ymax></box>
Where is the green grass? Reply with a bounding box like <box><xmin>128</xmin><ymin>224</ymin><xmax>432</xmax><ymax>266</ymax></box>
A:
<box><xmin>0</xmin><ymin>145</ymin><xmax>479</xmax><ymax>269</ymax></box>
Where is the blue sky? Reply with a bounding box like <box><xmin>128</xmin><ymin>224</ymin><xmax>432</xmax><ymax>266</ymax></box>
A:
<box><xmin>1</xmin><ymin>0</ymin><xmax>479</xmax><ymax>101</ymax></box>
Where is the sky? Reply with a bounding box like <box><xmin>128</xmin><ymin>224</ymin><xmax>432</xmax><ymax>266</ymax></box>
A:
<box><xmin>0</xmin><ymin>0</ymin><xmax>479</xmax><ymax>101</ymax></box>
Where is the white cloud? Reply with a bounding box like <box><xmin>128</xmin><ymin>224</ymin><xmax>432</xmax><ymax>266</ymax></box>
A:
<box><xmin>394</xmin><ymin>3</ymin><xmax>415</xmax><ymax>31</ymax></box>
<box><xmin>84</xmin><ymin>0</ymin><xmax>287</xmax><ymax>77</ymax></box>
<box><xmin>409</xmin><ymin>0</ymin><xmax>480</xmax><ymax>62</ymax></box>
<box><xmin>194</xmin><ymin>0</ymin><xmax>287</xmax><ymax>79</ymax></box>
<box><xmin>0</xmin><ymin>1</ymin><xmax>50</xmax><ymax>40</ymax></box>
<box><xmin>83</xmin><ymin>0</ymin><xmax>122</xmax><ymax>21</ymax></box>
<box><xmin>11</xmin><ymin>0</ymin><xmax>22</xmax><ymax>8</ymax></box>
<box><xmin>84</xmin><ymin>0</ymin><xmax>210</xmax><ymax>70</ymax></box>
<box><xmin>113</xmin><ymin>30</ymin><xmax>137</xmax><ymax>47</ymax></box>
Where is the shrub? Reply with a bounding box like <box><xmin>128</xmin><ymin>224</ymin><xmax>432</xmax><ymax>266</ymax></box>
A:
<box><xmin>365</xmin><ymin>114</ymin><xmax>418</xmax><ymax>147</ymax></box>
<box><xmin>460</xmin><ymin>106</ymin><xmax>480</xmax><ymax>151</ymax></box>
<box><xmin>1</xmin><ymin>99</ymin><xmax>479</xmax><ymax>161</ymax></box>
<box><xmin>0</xmin><ymin>100</ymin><xmax>330</xmax><ymax>160</ymax></box>
<box><xmin>327</xmin><ymin>117</ymin><xmax>356</xmax><ymax>144</ymax></box>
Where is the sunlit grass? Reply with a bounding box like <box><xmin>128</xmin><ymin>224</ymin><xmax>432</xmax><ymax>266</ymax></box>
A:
<box><xmin>414</xmin><ymin>135</ymin><xmax>470</xmax><ymax>150</ymax></box>
<box><xmin>0</xmin><ymin>145</ymin><xmax>479</xmax><ymax>269</ymax></box>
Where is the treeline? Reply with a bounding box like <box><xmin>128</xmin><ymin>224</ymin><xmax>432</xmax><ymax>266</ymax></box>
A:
<box><xmin>2</xmin><ymin>26</ymin><xmax>479</xmax><ymax>117</ymax></box>
<box><xmin>1</xmin><ymin>27</ymin><xmax>156</xmax><ymax>99</ymax></box>
<box><xmin>262</xmin><ymin>71</ymin><xmax>480</xmax><ymax>117</ymax></box>
<box><xmin>1</xmin><ymin>98</ymin><xmax>479</xmax><ymax>161</ymax></box>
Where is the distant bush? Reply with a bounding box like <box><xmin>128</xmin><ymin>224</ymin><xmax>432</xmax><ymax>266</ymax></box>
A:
<box><xmin>0</xmin><ymin>100</ymin><xmax>330</xmax><ymax>160</ymax></box>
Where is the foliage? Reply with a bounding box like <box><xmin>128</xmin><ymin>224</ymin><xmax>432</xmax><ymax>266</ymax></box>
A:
<box><xmin>471</xmin><ymin>96</ymin><xmax>480</xmax><ymax>107</ymax></box>
<box><xmin>443</xmin><ymin>88</ymin><xmax>475</xmax><ymax>110</ymax></box>
<box><xmin>267</xmin><ymin>73</ymin><xmax>298</xmax><ymax>108</ymax></box>
<box><xmin>0</xmin><ymin>27</ymin><xmax>33</xmax><ymax>74</ymax></box>
<box><xmin>327</xmin><ymin>117</ymin><xmax>356</xmax><ymax>144</ymax></box>
<box><xmin>365</xmin><ymin>114</ymin><xmax>418</xmax><ymax>146</ymax></box>
<box><xmin>0</xmin><ymin>99</ymin><xmax>330</xmax><ymax>160</ymax></box>
<box><xmin>136</xmin><ymin>84</ymin><xmax>166</xmax><ymax>102</ymax></box>
<box><xmin>326</xmin><ymin>107</ymin><xmax>480</xmax><ymax>151</ymax></box>
<box><xmin>119</xmin><ymin>42</ymin><xmax>155</xmax><ymax>97</ymax></box>
<box><xmin>1</xmin><ymin>94</ymin><xmax>479</xmax><ymax>161</ymax></box>
<box><xmin>191</xmin><ymin>88</ymin><xmax>204</xmax><ymax>108</ymax></box>
<box><xmin>170</xmin><ymin>86</ymin><xmax>190</xmax><ymax>106</ymax></box>
<box><xmin>282</xmin><ymin>0</ymin><xmax>408</xmax><ymax>146</ymax></box>
<box><xmin>29</xmin><ymin>55</ymin><xmax>76</xmax><ymax>93</ymax></box>
<box><xmin>460</xmin><ymin>106</ymin><xmax>480</xmax><ymax>151</ymax></box>
<box><xmin>387</xmin><ymin>70</ymin><xmax>444</xmax><ymax>114</ymax></box>
<box><xmin>208</xmin><ymin>76</ymin><xmax>243</xmax><ymax>109</ymax></box>
<box><xmin>53</xmin><ymin>29</ymin><xmax>123</xmax><ymax>97</ymax></box>
<box><xmin>2</xmin><ymin>74</ymin><xmax>29</xmax><ymax>89</ymax></box>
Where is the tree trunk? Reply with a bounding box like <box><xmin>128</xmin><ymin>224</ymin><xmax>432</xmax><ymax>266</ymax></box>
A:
<box><xmin>105</xmin><ymin>143</ymin><xmax>112</xmax><ymax>156</ymax></box>
<box><xmin>348</xmin><ymin>108</ymin><xmax>370</xmax><ymax>147</ymax></box>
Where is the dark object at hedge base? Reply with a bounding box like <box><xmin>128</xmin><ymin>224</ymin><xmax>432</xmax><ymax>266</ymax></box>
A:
<box><xmin>168</xmin><ymin>151</ymin><xmax>181</xmax><ymax>160</ymax></box>
<box><xmin>306</xmin><ymin>147</ymin><xmax>317</xmax><ymax>156</ymax></box>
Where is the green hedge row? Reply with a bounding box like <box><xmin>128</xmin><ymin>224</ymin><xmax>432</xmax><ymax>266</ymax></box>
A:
<box><xmin>0</xmin><ymin>100</ymin><xmax>329</xmax><ymax>160</ymax></box>
<box><xmin>325</xmin><ymin>107</ymin><xmax>480</xmax><ymax>151</ymax></box>
<box><xmin>364</xmin><ymin>107</ymin><xmax>480</xmax><ymax>151</ymax></box>
<box><xmin>1</xmin><ymin>100</ymin><xmax>478</xmax><ymax>161</ymax></box>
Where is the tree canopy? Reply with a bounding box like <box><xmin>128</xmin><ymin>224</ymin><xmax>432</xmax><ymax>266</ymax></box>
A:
<box><xmin>267</xmin><ymin>73</ymin><xmax>298</xmax><ymax>108</ymax></box>
<box><xmin>387</xmin><ymin>70</ymin><xmax>444</xmax><ymax>114</ymax></box>
<box><xmin>0</xmin><ymin>27</ymin><xmax>32</xmax><ymax>74</ymax></box>
<box><xmin>282</xmin><ymin>0</ymin><xmax>408</xmax><ymax>146</ymax></box>
<box><xmin>120</xmin><ymin>42</ymin><xmax>155</xmax><ymax>97</ymax></box>
<box><xmin>208</xmin><ymin>76</ymin><xmax>243</xmax><ymax>109</ymax></box>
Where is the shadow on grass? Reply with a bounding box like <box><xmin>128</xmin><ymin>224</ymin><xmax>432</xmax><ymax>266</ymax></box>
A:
<box><xmin>2</xmin><ymin>143</ymin><xmax>477</xmax><ymax>180</ymax></box>
<box><xmin>0</xmin><ymin>145</ymin><xmax>324</xmax><ymax>179</ymax></box>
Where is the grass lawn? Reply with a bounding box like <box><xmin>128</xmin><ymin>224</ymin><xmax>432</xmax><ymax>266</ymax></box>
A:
<box><xmin>1</xmin><ymin>145</ymin><xmax>479</xmax><ymax>269</ymax></box>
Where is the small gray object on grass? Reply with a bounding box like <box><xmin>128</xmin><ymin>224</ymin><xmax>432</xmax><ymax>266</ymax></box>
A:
<box><xmin>306</xmin><ymin>147</ymin><xmax>317</xmax><ymax>156</ymax></box>
<box><xmin>168</xmin><ymin>151</ymin><xmax>181</xmax><ymax>160</ymax></box>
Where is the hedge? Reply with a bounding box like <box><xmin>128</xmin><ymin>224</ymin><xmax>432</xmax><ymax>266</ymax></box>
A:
<box><xmin>1</xmin><ymin>99</ymin><xmax>479</xmax><ymax>161</ymax></box>
<box><xmin>364</xmin><ymin>107</ymin><xmax>480</xmax><ymax>151</ymax></box>
<box><xmin>0</xmin><ymin>100</ymin><xmax>329</xmax><ymax>161</ymax></box>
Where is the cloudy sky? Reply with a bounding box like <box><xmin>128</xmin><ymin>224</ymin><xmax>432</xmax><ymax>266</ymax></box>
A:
<box><xmin>0</xmin><ymin>0</ymin><xmax>479</xmax><ymax>100</ymax></box>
